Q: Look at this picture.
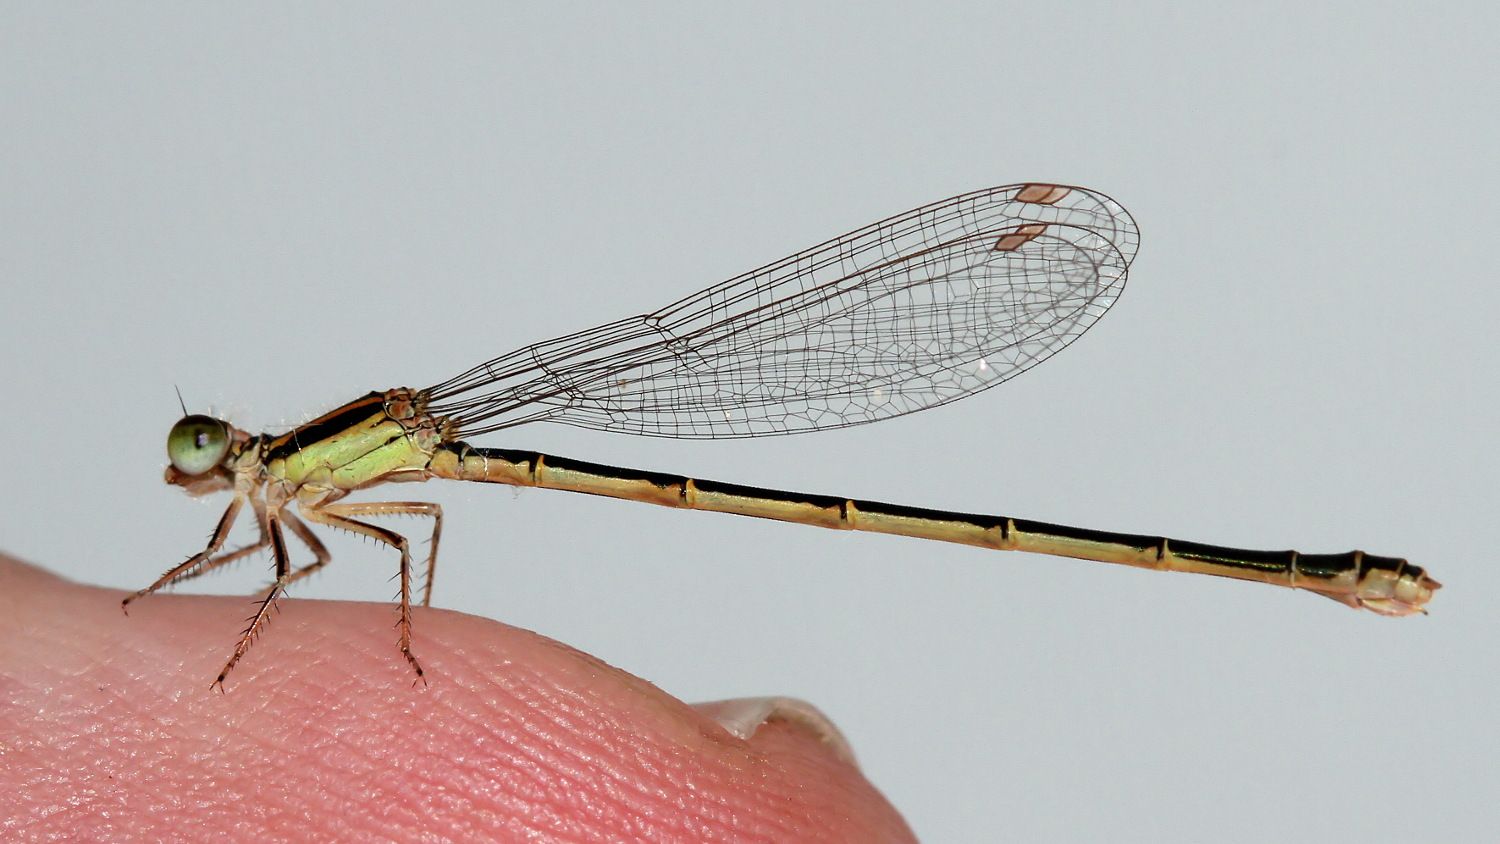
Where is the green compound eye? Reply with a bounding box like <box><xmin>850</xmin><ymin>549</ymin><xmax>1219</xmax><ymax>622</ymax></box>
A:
<box><xmin>167</xmin><ymin>415</ymin><xmax>230</xmax><ymax>476</ymax></box>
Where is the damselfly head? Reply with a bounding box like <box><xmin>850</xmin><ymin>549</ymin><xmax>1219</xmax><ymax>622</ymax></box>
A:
<box><xmin>165</xmin><ymin>414</ymin><xmax>232</xmax><ymax>488</ymax></box>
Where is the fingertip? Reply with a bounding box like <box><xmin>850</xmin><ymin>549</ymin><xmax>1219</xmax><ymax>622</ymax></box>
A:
<box><xmin>2</xmin><ymin>556</ymin><xmax>914</xmax><ymax>841</ymax></box>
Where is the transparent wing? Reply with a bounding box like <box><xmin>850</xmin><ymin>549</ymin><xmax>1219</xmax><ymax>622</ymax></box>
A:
<box><xmin>425</xmin><ymin>183</ymin><xmax>1138</xmax><ymax>439</ymax></box>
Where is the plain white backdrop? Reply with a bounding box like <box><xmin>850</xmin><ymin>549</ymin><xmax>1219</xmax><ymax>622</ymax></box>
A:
<box><xmin>2</xmin><ymin>4</ymin><xmax>1495</xmax><ymax>841</ymax></box>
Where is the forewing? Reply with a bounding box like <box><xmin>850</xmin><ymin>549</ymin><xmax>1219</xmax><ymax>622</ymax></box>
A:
<box><xmin>426</xmin><ymin>183</ymin><xmax>1138</xmax><ymax>438</ymax></box>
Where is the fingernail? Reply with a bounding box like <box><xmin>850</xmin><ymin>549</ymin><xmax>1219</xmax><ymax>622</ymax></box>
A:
<box><xmin>692</xmin><ymin>696</ymin><xmax>858</xmax><ymax>767</ymax></box>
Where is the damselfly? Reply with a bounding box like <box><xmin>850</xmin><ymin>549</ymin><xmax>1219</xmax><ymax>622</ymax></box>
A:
<box><xmin>125</xmin><ymin>183</ymin><xmax>1439</xmax><ymax>689</ymax></box>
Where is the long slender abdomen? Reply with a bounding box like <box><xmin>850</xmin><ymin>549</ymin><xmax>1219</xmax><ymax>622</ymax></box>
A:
<box><xmin>424</xmin><ymin>443</ymin><xmax>1438</xmax><ymax>616</ymax></box>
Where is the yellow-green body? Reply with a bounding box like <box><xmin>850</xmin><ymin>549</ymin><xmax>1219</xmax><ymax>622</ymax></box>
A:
<box><xmin>261</xmin><ymin>390</ymin><xmax>442</xmax><ymax>493</ymax></box>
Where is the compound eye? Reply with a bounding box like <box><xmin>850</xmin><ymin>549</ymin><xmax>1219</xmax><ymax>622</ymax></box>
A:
<box><xmin>167</xmin><ymin>415</ymin><xmax>230</xmax><ymax>476</ymax></box>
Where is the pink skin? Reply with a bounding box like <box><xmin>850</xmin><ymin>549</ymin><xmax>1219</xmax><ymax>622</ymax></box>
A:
<box><xmin>0</xmin><ymin>555</ymin><xmax>914</xmax><ymax>842</ymax></box>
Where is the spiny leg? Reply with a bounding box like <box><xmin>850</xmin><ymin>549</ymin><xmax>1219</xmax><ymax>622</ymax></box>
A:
<box><xmin>209</xmin><ymin>510</ymin><xmax>333</xmax><ymax>691</ymax></box>
<box><xmin>279</xmin><ymin>509</ymin><xmax>332</xmax><ymax>587</ymax></box>
<box><xmin>123</xmin><ymin>492</ymin><xmax>248</xmax><ymax>612</ymax></box>
<box><xmin>146</xmin><ymin>496</ymin><xmax>273</xmax><ymax>591</ymax></box>
<box><xmin>299</xmin><ymin>501</ymin><xmax>429</xmax><ymax>684</ymax></box>
<box><xmin>318</xmin><ymin>501</ymin><xmax>444</xmax><ymax>606</ymax></box>
<box><xmin>213</xmin><ymin>508</ymin><xmax>294</xmax><ymax>691</ymax></box>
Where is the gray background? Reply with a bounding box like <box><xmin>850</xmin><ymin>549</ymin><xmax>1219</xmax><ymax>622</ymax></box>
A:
<box><xmin>3</xmin><ymin>4</ymin><xmax>1495</xmax><ymax>841</ymax></box>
